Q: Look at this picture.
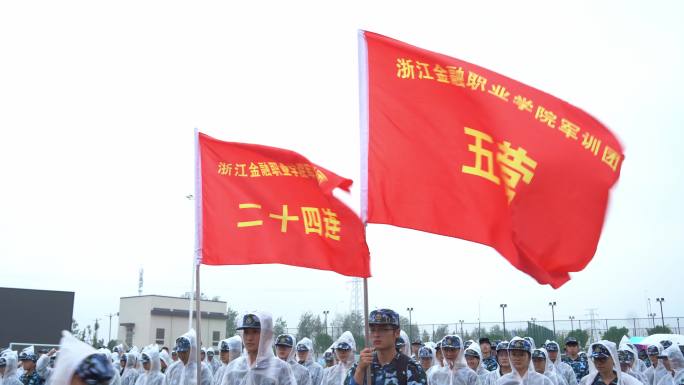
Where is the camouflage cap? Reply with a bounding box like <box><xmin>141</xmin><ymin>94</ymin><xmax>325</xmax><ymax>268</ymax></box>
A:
<box><xmin>412</xmin><ymin>339</ymin><xmax>423</xmax><ymax>346</ymax></box>
<box><xmin>564</xmin><ymin>337</ymin><xmax>579</xmax><ymax>346</ymax></box>
<box><xmin>275</xmin><ymin>334</ymin><xmax>294</xmax><ymax>347</ymax></box>
<box><xmin>464</xmin><ymin>348</ymin><xmax>479</xmax><ymax>358</ymax></box>
<box><xmin>75</xmin><ymin>354</ymin><xmax>115</xmax><ymax>385</ymax></box>
<box><xmin>0</xmin><ymin>357</ymin><xmax>6</xmax><ymax>367</ymax></box>
<box><xmin>591</xmin><ymin>344</ymin><xmax>611</xmax><ymax>359</ymax></box>
<box><xmin>441</xmin><ymin>335</ymin><xmax>461</xmax><ymax>349</ymax></box>
<box><xmin>660</xmin><ymin>340</ymin><xmax>673</xmax><ymax>350</ymax></box>
<box><xmin>618</xmin><ymin>350</ymin><xmax>634</xmax><ymax>363</ymax></box>
<box><xmin>324</xmin><ymin>351</ymin><xmax>334</xmax><ymax>361</ymax></box>
<box><xmin>544</xmin><ymin>342</ymin><xmax>560</xmax><ymax>352</ymax></box>
<box><xmin>175</xmin><ymin>336</ymin><xmax>191</xmax><ymax>352</ymax></box>
<box><xmin>496</xmin><ymin>341</ymin><xmax>509</xmax><ymax>351</ymax></box>
<box><xmin>336</xmin><ymin>342</ymin><xmax>352</xmax><ymax>351</ymax></box>
<box><xmin>369</xmin><ymin>309</ymin><xmax>400</xmax><ymax>328</ymax></box>
<box><xmin>220</xmin><ymin>340</ymin><xmax>230</xmax><ymax>352</ymax></box>
<box><xmin>464</xmin><ymin>340</ymin><xmax>474</xmax><ymax>349</ymax></box>
<box><xmin>296</xmin><ymin>343</ymin><xmax>309</xmax><ymax>352</ymax></box>
<box><xmin>508</xmin><ymin>338</ymin><xmax>532</xmax><ymax>353</ymax></box>
<box><xmin>140</xmin><ymin>353</ymin><xmax>151</xmax><ymax>364</ymax></box>
<box><xmin>19</xmin><ymin>352</ymin><xmax>38</xmax><ymax>362</ymax></box>
<box><xmin>419</xmin><ymin>346</ymin><xmax>433</xmax><ymax>359</ymax></box>
<box><xmin>532</xmin><ymin>349</ymin><xmax>547</xmax><ymax>360</ymax></box>
<box><xmin>237</xmin><ymin>314</ymin><xmax>261</xmax><ymax>330</ymax></box>
<box><xmin>647</xmin><ymin>345</ymin><xmax>660</xmax><ymax>356</ymax></box>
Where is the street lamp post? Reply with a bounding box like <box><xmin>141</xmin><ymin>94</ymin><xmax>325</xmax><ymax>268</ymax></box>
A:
<box><xmin>569</xmin><ymin>315</ymin><xmax>575</xmax><ymax>331</ymax></box>
<box><xmin>407</xmin><ymin>307</ymin><xmax>414</xmax><ymax>343</ymax></box>
<box><xmin>323</xmin><ymin>310</ymin><xmax>330</xmax><ymax>335</ymax></box>
<box><xmin>656</xmin><ymin>298</ymin><xmax>665</xmax><ymax>327</ymax></box>
<box><xmin>500</xmin><ymin>304</ymin><xmax>508</xmax><ymax>338</ymax></box>
<box><xmin>459</xmin><ymin>320</ymin><xmax>464</xmax><ymax>337</ymax></box>
<box><xmin>649</xmin><ymin>313</ymin><xmax>657</xmax><ymax>328</ymax></box>
<box><xmin>549</xmin><ymin>302</ymin><xmax>557</xmax><ymax>338</ymax></box>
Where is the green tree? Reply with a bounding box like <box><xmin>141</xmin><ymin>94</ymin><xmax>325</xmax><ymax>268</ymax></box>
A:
<box><xmin>315</xmin><ymin>333</ymin><xmax>334</xmax><ymax>353</ymax></box>
<box><xmin>71</xmin><ymin>319</ymin><xmax>80</xmax><ymax>337</ymax></box>
<box><xmin>527</xmin><ymin>322</ymin><xmax>554</xmax><ymax>345</ymax></box>
<box><xmin>484</xmin><ymin>325</ymin><xmax>507</xmax><ymax>341</ymax></box>
<box><xmin>399</xmin><ymin>316</ymin><xmax>420</xmax><ymax>343</ymax></box>
<box><xmin>107</xmin><ymin>340</ymin><xmax>118</xmax><ymax>350</ymax></box>
<box><xmin>297</xmin><ymin>312</ymin><xmax>319</xmax><ymax>341</ymax></box>
<box><xmin>433</xmin><ymin>325</ymin><xmax>449</xmax><ymax>342</ymax></box>
<box><xmin>567</xmin><ymin>329</ymin><xmax>590</xmax><ymax>348</ymax></box>
<box><xmin>602</xmin><ymin>327</ymin><xmax>629</xmax><ymax>345</ymax></box>
<box><xmin>647</xmin><ymin>325</ymin><xmax>672</xmax><ymax>335</ymax></box>
<box><xmin>225</xmin><ymin>307</ymin><xmax>239</xmax><ymax>337</ymax></box>
<box><xmin>421</xmin><ymin>329</ymin><xmax>430</xmax><ymax>342</ymax></box>
<box><xmin>274</xmin><ymin>317</ymin><xmax>288</xmax><ymax>337</ymax></box>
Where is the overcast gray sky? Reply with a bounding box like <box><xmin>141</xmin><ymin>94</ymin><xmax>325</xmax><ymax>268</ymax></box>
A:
<box><xmin>1</xmin><ymin>0</ymin><xmax>682</xmax><ymax>342</ymax></box>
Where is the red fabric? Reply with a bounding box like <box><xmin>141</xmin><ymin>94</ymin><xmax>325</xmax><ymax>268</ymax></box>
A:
<box><xmin>199</xmin><ymin>133</ymin><xmax>370</xmax><ymax>277</ymax></box>
<box><xmin>362</xmin><ymin>31</ymin><xmax>623</xmax><ymax>288</ymax></box>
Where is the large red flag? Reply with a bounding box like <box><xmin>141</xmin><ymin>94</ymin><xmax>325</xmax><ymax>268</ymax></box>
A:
<box><xmin>198</xmin><ymin>133</ymin><xmax>370</xmax><ymax>277</ymax></box>
<box><xmin>359</xmin><ymin>31</ymin><xmax>623</xmax><ymax>288</ymax></box>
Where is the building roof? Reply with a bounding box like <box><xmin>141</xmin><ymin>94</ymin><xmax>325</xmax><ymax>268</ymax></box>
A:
<box><xmin>119</xmin><ymin>294</ymin><xmax>226</xmax><ymax>303</ymax></box>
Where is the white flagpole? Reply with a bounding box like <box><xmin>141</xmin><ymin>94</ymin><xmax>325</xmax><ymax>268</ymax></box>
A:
<box><xmin>358</xmin><ymin>29</ymin><xmax>372</xmax><ymax>385</ymax></box>
<box><xmin>194</xmin><ymin>128</ymin><xmax>203</xmax><ymax>385</ymax></box>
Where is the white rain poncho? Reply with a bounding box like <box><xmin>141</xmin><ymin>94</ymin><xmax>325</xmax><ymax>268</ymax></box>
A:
<box><xmin>214</xmin><ymin>335</ymin><xmax>244</xmax><ymax>385</ymax></box>
<box><xmin>200</xmin><ymin>349</ymin><xmax>213</xmax><ymax>377</ymax></box>
<box><xmin>496</xmin><ymin>337</ymin><xmax>552</xmax><ymax>385</ymax></box>
<box><xmin>121</xmin><ymin>347</ymin><xmax>141</xmax><ymax>385</ymax></box>
<box><xmin>531</xmin><ymin>349</ymin><xmax>564</xmax><ymax>385</ymax></box>
<box><xmin>160</xmin><ymin>351</ymin><xmax>172</xmax><ymax>374</ymax></box>
<box><xmin>296</xmin><ymin>338</ymin><xmax>323</xmax><ymax>385</ymax></box>
<box><xmin>578</xmin><ymin>341</ymin><xmax>642</xmax><ymax>385</ymax></box>
<box><xmin>277</xmin><ymin>334</ymin><xmax>311</xmax><ymax>385</ymax></box>
<box><xmin>49</xmin><ymin>331</ymin><xmax>115</xmax><ymax>385</ymax></box>
<box><xmin>655</xmin><ymin>345</ymin><xmax>684</xmax><ymax>385</ymax></box>
<box><xmin>113</xmin><ymin>353</ymin><xmax>122</xmax><ymax>372</ymax></box>
<box><xmin>36</xmin><ymin>351</ymin><xmax>54</xmax><ymax>383</ymax></box>
<box><xmin>617</xmin><ymin>338</ymin><xmax>647</xmax><ymax>385</ymax></box>
<box><xmin>617</xmin><ymin>338</ymin><xmax>647</xmax><ymax>375</ymax></box>
<box><xmin>165</xmin><ymin>329</ymin><xmax>213</xmax><ymax>385</ymax></box>
<box><xmin>221</xmin><ymin>312</ymin><xmax>296</xmax><ymax>385</ymax></box>
<box><xmin>1</xmin><ymin>350</ymin><xmax>23</xmax><ymax>385</ymax></box>
<box><xmin>399</xmin><ymin>331</ymin><xmax>411</xmax><ymax>357</ymax></box>
<box><xmin>207</xmin><ymin>349</ymin><xmax>220</xmax><ymax>375</ymax></box>
<box><xmin>544</xmin><ymin>342</ymin><xmax>576</xmax><ymax>385</ymax></box>
<box><xmin>134</xmin><ymin>345</ymin><xmax>165</xmax><ymax>385</ymax></box>
<box><xmin>428</xmin><ymin>335</ymin><xmax>480</xmax><ymax>385</ymax></box>
<box><xmin>320</xmin><ymin>332</ymin><xmax>355</xmax><ymax>385</ymax></box>
<box><xmin>644</xmin><ymin>344</ymin><xmax>668</xmax><ymax>385</ymax></box>
<box><xmin>99</xmin><ymin>349</ymin><xmax>122</xmax><ymax>385</ymax></box>
<box><xmin>465</xmin><ymin>344</ymin><xmax>490</xmax><ymax>381</ymax></box>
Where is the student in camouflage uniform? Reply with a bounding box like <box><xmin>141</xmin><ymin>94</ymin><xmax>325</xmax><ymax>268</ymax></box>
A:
<box><xmin>480</xmin><ymin>339</ymin><xmax>499</xmax><ymax>372</ymax></box>
<box><xmin>19</xmin><ymin>349</ymin><xmax>44</xmax><ymax>385</ymax></box>
<box><xmin>347</xmin><ymin>309</ymin><xmax>427</xmax><ymax>385</ymax></box>
<box><xmin>563</xmin><ymin>338</ymin><xmax>589</xmax><ymax>383</ymax></box>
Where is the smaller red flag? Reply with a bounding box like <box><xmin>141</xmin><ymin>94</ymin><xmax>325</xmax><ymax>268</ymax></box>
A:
<box><xmin>198</xmin><ymin>133</ymin><xmax>370</xmax><ymax>278</ymax></box>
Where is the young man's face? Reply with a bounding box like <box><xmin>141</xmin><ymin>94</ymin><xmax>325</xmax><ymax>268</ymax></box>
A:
<box><xmin>497</xmin><ymin>350</ymin><xmax>510</xmax><ymax>367</ymax></box>
<box><xmin>297</xmin><ymin>350</ymin><xmax>309</xmax><ymax>362</ymax></box>
<box><xmin>412</xmin><ymin>345</ymin><xmax>421</xmax><ymax>355</ymax></box>
<box><xmin>443</xmin><ymin>348</ymin><xmax>460</xmax><ymax>362</ymax></box>
<box><xmin>510</xmin><ymin>350</ymin><xmax>530</xmax><ymax>372</ymax></box>
<box><xmin>566</xmin><ymin>344</ymin><xmax>579</xmax><ymax>356</ymax></box>
<box><xmin>200</xmin><ymin>352</ymin><xmax>205</xmax><ymax>361</ymax></box>
<box><xmin>22</xmin><ymin>361</ymin><xmax>36</xmax><ymax>371</ymax></box>
<box><xmin>481</xmin><ymin>343</ymin><xmax>491</xmax><ymax>355</ymax></box>
<box><xmin>220</xmin><ymin>351</ymin><xmax>230</xmax><ymax>364</ymax></box>
<box><xmin>435</xmin><ymin>350</ymin><xmax>443</xmax><ymax>362</ymax></box>
<box><xmin>0</xmin><ymin>367</ymin><xmax>6</xmax><ymax>375</ymax></box>
<box><xmin>171</xmin><ymin>353</ymin><xmax>178</xmax><ymax>361</ymax></box>
<box><xmin>420</xmin><ymin>357</ymin><xmax>432</xmax><ymax>371</ymax></box>
<box><xmin>649</xmin><ymin>355</ymin><xmax>658</xmax><ymax>366</ymax></box>
<box><xmin>466</xmin><ymin>356</ymin><xmax>480</xmax><ymax>370</ymax></box>
<box><xmin>592</xmin><ymin>356</ymin><xmax>614</xmax><ymax>373</ymax></box>
<box><xmin>178</xmin><ymin>351</ymin><xmax>190</xmax><ymax>365</ymax></box>
<box><xmin>662</xmin><ymin>358</ymin><xmax>671</xmax><ymax>372</ymax></box>
<box><xmin>242</xmin><ymin>329</ymin><xmax>261</xmax><ymax>355</ymax></box>
<box><xmin>533</xmin><ymin>358</ymin><xmax>546</xmax><ymax>373</ymax></box>
<box><xmin>336</xmin><ymin>349</ymin><xmax>351</xmax><ymax>363</ymax></box>
<box><xmin>548</xmin><ymin>351</ymin><xmax>558</xmax><ymax>362</ymax></box>
<box><xmin>369</xmin><ymin>325</ymin><xmax>399</xmax><ymax>351</ymax></box>
<box><xmin>143</xmin><ymin>362</ymin><xmax>150</xmax><ymax>371</ymax></box>
<box><xmin>620</xmin><ymin>362</ymin><xmax>630</xmax><ymax>372</ymax></box>
<box><xmin>276</xmin><ymin>346</ymin><xmax>291</xmax><ymax>361</ymax></box>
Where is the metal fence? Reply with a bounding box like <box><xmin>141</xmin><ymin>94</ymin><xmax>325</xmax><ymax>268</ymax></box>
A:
<box><xmin>282</xmin><ymin>316</ymin><xmax>683</xmax><ymax>346</ymax></box>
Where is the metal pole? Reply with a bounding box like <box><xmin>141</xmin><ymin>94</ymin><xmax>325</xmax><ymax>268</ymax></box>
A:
<box><xmin>363</xmin><ymin>277</ymin><xmax>370</xmax><ymax>385</ymax></box>
<box><xmin>633</xmin><ymin>318</ymin><xmax>637</xmax><ymax>337</ymax></box>
<box><xmin>549</xmin><ymin>302</ymin><xmax>556</xmax><ymax>338</ymax></box>
<box><xmin>677</xmin><ymin>318</ymin><xmax>680</xmax><ymax>334</ymax></box>
<box><xmin>193</xmin><ymin>128</ymin><xmax>202</xmax><ymax>385</ymax></box>
<box><xmin>658</xmin><ymin>299</ymin><xmax>665</xmax><ymax>327</ymax></box>
<box><xmin>570</xmin><ymin>316</ymin><xmax>574</xmax><ymax>331</ymax></box>
<box><xmin>196</xmin><ymin>263</ymin><xmax>201</xmax><ymax>385</ymax></box>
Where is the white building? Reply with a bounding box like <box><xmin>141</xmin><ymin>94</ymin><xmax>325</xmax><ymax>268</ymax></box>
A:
<box><xmin>118</xmin><ymin>295</ymin><xmax>227</xmax><ymax>349</ymax></box>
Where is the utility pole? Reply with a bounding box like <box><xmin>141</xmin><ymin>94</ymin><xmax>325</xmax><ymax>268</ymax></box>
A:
<box><xmin>656</xmin><ymin>298</ymin><xmax>665</xmax><ymax>327</ymax></box>
<box><xmin>406</xmin><ymin>307</ymin><xmax>414</xmax><ymax>343</ymax></box>
<box><xmin>105</xmin><ymin>312</ymin><xmax>118</xmax><ymax>343</ymax></box>
<box><xmin>323</xmin><ymin>310</ymin><xmax>329</xmax><ymax>335</ymax></box>
<box><xmin>549</xmin><ymin>302</ymin><xmax>557</xmax><ymax>338</ymax></box>
<box><xmin>586</xmin><ymin>308</ymin><xmax>598</xmax><ymax>343</ymax></box>
<box><xmin>569</xmin><ymin>316</ymin><xmax>575</xmax><ymax>331</ymax></box>
<box><xmin>500</xmin><ymin>304</ymin><xmax>508</xmax><ymax>338</ymax></box>
<box><xmin>459</xmin><ymin>320</ymin><xmax>464</xmax><ymax>337</ymax></box>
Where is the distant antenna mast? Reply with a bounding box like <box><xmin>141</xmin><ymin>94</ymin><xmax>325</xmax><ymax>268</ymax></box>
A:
<box><xmin>138</xmin><ymin>268</ymin><xmax>144</xmax><ymax>296</ymax></box>
<box><xmin>349</xmin><ymin>278</ymin><xmax>362</xmax><ymax>314</ymax></box>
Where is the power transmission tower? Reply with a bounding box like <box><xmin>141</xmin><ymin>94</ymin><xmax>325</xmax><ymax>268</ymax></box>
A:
<box><xmin>348</xmin><ymin>278</ymin><xmax>362</xmax><ymax>314</ymax></box>
<box><xmin>586</xmin><ymin>308</ymin><xmax>599</xmax><ymax>343</ymax></box>
<box><xmin>138</xmin><ymin>268</ymin><xmax>144</xmax><ymax>296</ymax></box>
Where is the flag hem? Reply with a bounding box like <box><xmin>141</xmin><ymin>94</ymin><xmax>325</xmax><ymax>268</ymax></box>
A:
<box><xmin>358</xmin><ymin>29</ymin><xmax>370</xmax><ymax>224</ymax></box>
